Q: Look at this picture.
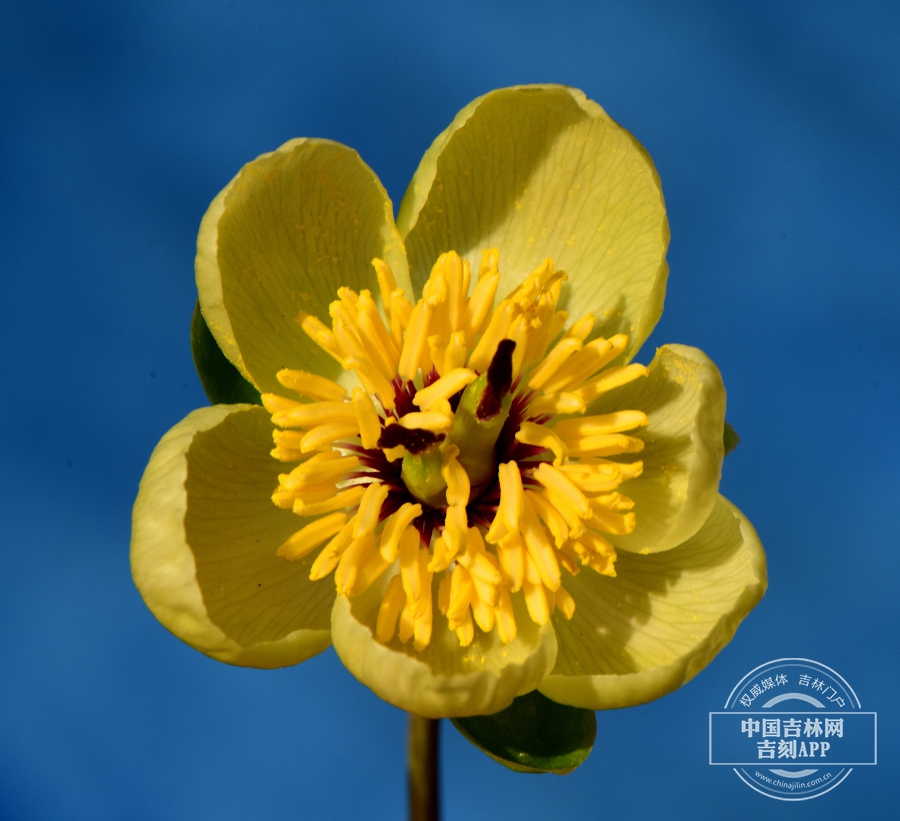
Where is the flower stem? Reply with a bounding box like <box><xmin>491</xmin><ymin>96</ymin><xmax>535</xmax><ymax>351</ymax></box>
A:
<box><xmin>408</xmin><ymin>714</ymin><xmax>440</xmax><ymax>821</ymax></box>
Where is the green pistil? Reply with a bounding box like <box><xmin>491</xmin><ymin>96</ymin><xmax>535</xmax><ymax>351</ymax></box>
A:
<box><xmin>400</xmin><ymin>343</ymin><xmax>515</xmax><ymax>507</ymax></box>
<box><xmin>400</xmin><ymin>447</ymin><xmax>448</xmax><ymax>508</ymax></box>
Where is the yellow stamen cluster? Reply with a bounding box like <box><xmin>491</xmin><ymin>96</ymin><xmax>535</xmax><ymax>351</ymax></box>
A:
<box><xmin>263</xmin><ymin>250</ymin><xmax>650</xmax><ymax>650</ymax></box>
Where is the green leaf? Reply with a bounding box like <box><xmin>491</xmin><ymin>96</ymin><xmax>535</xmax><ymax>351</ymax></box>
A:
<box><xmin>723</xmin><ymin>421</ymin><xmax>740</xmax><ymax>456</ymax></box>
<box><xmin>191</xmin><ymin>301</ymin><xmax>262</xmax><ymax>405</ymax></box>
<box><xmin>450</xmin><ymin>690</ymin><xmax>596</xmax><ymax>774</ymax></box>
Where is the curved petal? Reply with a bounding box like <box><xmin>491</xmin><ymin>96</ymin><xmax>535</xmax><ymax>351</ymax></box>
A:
<box><xmin>398</xmin><ymin>85</ymin><xmax>669</xmax><ymax>360</ymax></box>
<box><xmin>588</xmin><ymin>344</ymin><xmax>726</xmax><ymax>553</ymax></box>
<box><xmin>331</xmin><ymin>574</ymin><xmax>558</xmax><ymax>718</ymax></box>
<box><xmin>538</xmin><ymin>496</ymin><xmax>766</xmax><ymax>710</ymax></box>
<box><xmin>131</xmin><ymin>404</ymin><xmax>334</xmax><ymax>668</ymax></box>
<box><xmin>196</xmin><ymin>139</ymin><xmax>411</xmax><ymax>393</ymax></box>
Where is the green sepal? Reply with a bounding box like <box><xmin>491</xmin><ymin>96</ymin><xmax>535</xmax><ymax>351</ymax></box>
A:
<box><xmin>190</xmin><ymin>301</ymin><xmax>262</xmax><ymax>405</ymax></box>
<box><xmin>723</xmin><ymin>421</ymin><xmax>740</xmax><ymax>456</ymax></box>
<box><xmin>450</xmin><ymin>689</ymin><xmax>596</xmax><ymax>774</ymax></box>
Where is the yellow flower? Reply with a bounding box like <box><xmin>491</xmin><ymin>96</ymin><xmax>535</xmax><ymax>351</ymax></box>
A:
<box><xmin>131</xmin><ymin>85</ymin><xmax>766</xmax><ymax>719</ymax></box>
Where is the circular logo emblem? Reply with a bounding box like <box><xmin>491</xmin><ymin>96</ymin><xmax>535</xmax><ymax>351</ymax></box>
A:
<box><xmin>709</xmin><ymin>658</ymin><xmax>876</xmax><ymax>800</ymax></box>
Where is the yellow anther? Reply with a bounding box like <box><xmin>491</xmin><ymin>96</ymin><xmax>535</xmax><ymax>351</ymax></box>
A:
<box><xmin>520</xmin><ymin>503</ymin><xmax>561</xmax><ymax>591</ymax></box>
<box><xmin>441</xmin><ymin>446</ymin><xmax>470</xmax><ymax>507</ymax></box>
<box><xmin>272</xmin><ymin>477</ymin><xmax>338</xmax><ymax>509</ymax></box>
<box><xmin>586</xmin><ymin>457</ymin><xmax>643</xmax><ymax>480</ymax></box>
<box><xmin>442</xmin><ymin>504</ymin><xmax>469</xmax><ymax>560</ymax></box>
<box><xmin>397</xmin><ymin>410</ymin><xmax>452</xmax><ymax>432</ymax></box>
<box><xmin>335</xmin><ymin>532</ymin><xmax>382</xmax><ymax>595</ymax></box>
<box><xmin>286</xmin><ymin>452</ymin><xmax>358</xmax><ymax>485</ymax></box>
<box><xmin>444</xmin><ymin>251</ymin><xmax>466</xmax><ymax>332</ymax></box>
<box><xmin>469</xmin><ymin>574</ymin><xmax>498</xmax><ymax>610</ymax></box>
<box><xmin>412</xmin><ymin>556</ymin><xmax>434</xmax><ymax>651</ymax></box>
<box><xmin>261</xmin><ymin>392</ymin><xmax>302</xmax><ymax>416</ymax></box>
<box><xmin>413</xmin><ymin>368</ymin><xmax>477</xmax><ymax>411</ymax></box>
<box><xmin>273</xmin><ymin>428</ymin><xmax>306</xmax><ymax>447</ymax></box>
<box><xmin>331</xmin><ymin>316</ymin><xmax>367</xmax><ymax>363</ymax></box>
<box><xmin>376</xmin><ymin>574</ymin><xmax>405</xmax><ymax>643</ymax></box>
<box><xmin>454</xmin><ymin>610</ymin><xmax>475</xmax><ymax>647</ymax></box>
<box><xmin>437</xmin><ymin>571</ymin><xmax>452</xmax><ymax>615</ymax></box>
<box><xmin>539</xmin><ymin>487</ymin><xmax>586</xmax><ymax>539</ymax></box>
<box><xmin>497</xmin><ymin>532</ymin><xmax>525</xmax><ymax>591</ymax></box>
<box><xmin>265</xmin><ymin>397</ymin><xmax>357</xmax><ymax>430</ymax></box>
<box><xmin>336</xmin><ymin>286</ymin><xmax>360</xmax><ymax>319</ymax></box>
<box><xmin>271</xmin><ymin>429</ymin><xmax>306</xmax><ymax>462</ymax></box>
<box><xmin>540</xmin><ymin>337</ymin><xmax>612</xmax><ymax>394</ymax></box>
<box><xmin>494</xmin><ymin>586</ymin><xmax>517</xmax><ymax>644</ymax></box>
<box><xmin>508</xmin><ymin>313</ymin><xmax>539</xmax><ymax>378</ymax></box>
<box><xmin>515</xmin><ymin>421</ymin><xmax>568</xmax><ymax>466</ymax></box>
<box><xmin>528</xmin><ymin>337</ymin><xmax>582</xmax><ymax>391</ymax></box>
<box><xmin>472</xmin><ymin>598</ymin><xmax>495</xmax><ymax>633</ymax></box>
<box><xmin>468</xmin><ymin>299</ymin><xmax>520</xmax><ymax>372</ymax></box>
<box><xmin>529</xmin><ymin>391</ymin><xmax>586</xmax><ymax>416</ymax></box>
<box><xmin>458</xmin><ymin>528</ymin><xmax>503</xmax><ymax>586</ymax></box>
<box><xmin>523</xmin><ymin>579</ymin><xmax>550</xmax><ymax>625</ymax></box>
<box><xmin>575</xmin><ymin>363</ymin><xmax>649</xmax><ymax>404</ymax></box>
<box><xmin>427</xmin><ymin>535</ymin><xmax>454</xmax><ymax>573</ymax></box>
<box><xmin>589</xmin><ymin>507</ymin><xmax>637</xmax><ymax>536</ymax></box>
<box><xmin>295</xmin><ymin>311</ymin><xmax>343</xmax><ymax>363</ymax></box>
<box><xmin>447</xmin><ymin>564</ymin><xmax>474</xmax><ymax>625</ymax></box>
<box><xmin>351</xmin><ymin>388</ymin><xmax>382</xmax><ymax>449</ymax></box>
<box><xmin>352</xmin><ymin>545</ymin><xmax>391</xmax><ymax>598</ymax></box>
<box><xmin>372</xmin><ymin>258</ymin><xmax>397</xmax><ymax>319</ymax></box>
<box><xmin>563</xmin><ymin>313</ymin><xmax>595</xmax><ymax>342</ymax></box>
<box><xmin>521</xmin><ymin>295</ymin><xmax>555</xmax><ymax>365</ymax></box>
<box><xmin>575</xmin><ymin>528</ymin><xmax>617</xmax><ymax>558</ymax></box>
<box><xmin>308</xmin><ymin>518</ymin><xmax>357</xmax><ymax>579</ymax></box>
<box><xmin>509</xmin><ymin>258</ymin><xmax>554</xmax><ymax>304</ymax></box>
<box><xmin>276</xmin><ymin>511</ymin><xmax>348</xmax><ymax>561</ymax></box>
<box><xmin>276</xmin><ymin>369</ymin><xmax>347</xmax><ymax>401</ymax></box>
<box><xmin>389</xmin><ymin>290</ymin><xmax>412</xmax><ymax>350</ymax></box>
<box><xmin>554</xmin><ymin>410</ymin><xmax>649</xmax><ymax>440</ymax></box>
<box><xmin>379</xmin><ymin>502</ymin><xmax>423</xmax><ymax>562</ymax></box>
<box><xmin>427</xmin><ymin>335</ymin><xmax>448</xmax><ymax>377</ymax></box>
<box><xmin>271</xmin><ymin>444</ymin><xmax>306</xmax><ymax>462</ymax></box>
<box><xmin>478</xmin><ymin>247</ymin><xmax>499</xmax><ymax>282</ymax></box>
<box><xmin>292</xmin><ymin>485</ymin><xmax>365</xmax><ymax>517</ymax></box>
<box><xmin>353</xmin><ymin>481</ymin><xmax>390</xmax><ymax>538</ymax></box>
<box><xmin>462</xmin><ymin>271</ymin><xmax>500</xmax><ymax>346</ymax></box>
<box><xmin>443</xmin><ymin>331</ymin><xmax>468</xmax><ymax>373</ymax></box>
<box><xmin>593</xmin><ymin>491</ymin><xmax>635</xmax><ymax>511</ymax></box>
<box><xmin>344</xmin><ymin>356</ymin><xmax>396</xmax><ymax>411</ymax></box>
<box><xmin>542</xmin><ymin>334</ymin><xmax>629</xmax><ymax>394</ymax></box>
<box><xmin>485</xmin><ymin>461</ymin><xmax>524</xmax><ymax>544</ymax></box>
<box><xmin>556</xmin><ymin>543</ymin><xmax>581</xmax><ymax>576</ymax></box>
<box><xmin>572</xmin><ymin>530</ymin><xmax>617</xmax><ymax>576</ymax></box>
<box><xmin>533</xmin><ymin>463</ymin><xmax>591</xmax><ymax>518</ymax></box>
<box><xmin>300</xmin><ymin>422</ymin><xmax>360</xmax><ymax>453</ymax></box>
<box><xmin>565</xmin><ymin>434</ymin><xmax>645</xmax><ymax>457</ymax></box>
<box><xmin>554</xmin><ymin>586</ymin><xmax>576</xmax><ymax>619</ymax></box>
<box><xmin>525</xmin><ymin>489</ymin><xmax>570</xmax><ymax>547</ymax></box>
<box><xmin>398</xmin><ymin>596</ymin><xmax>416</xmax><ymax>643</ymax></box>
<box><xmin>461</xmin><ymin>259</ymin><xmax>471</xmax><ymax>299</ymax></box>
<box><xmin>557</xmin><ymin>461</ymin><xmax>623</xmax><ymax>493</ymax></box>
<box><xmin>398</xmin><ymin>300</ymin><xmax>433</xmax><ymax>379</ymax></box>
<box><xmin>398</xmin><ymin>526</ymin><xmax>422</xmax><ymax>603</ymax></box>
<box><xmin>357</xmin><ymin>292</ymin><xmax>400</xmax><ymax>377</ymax></box>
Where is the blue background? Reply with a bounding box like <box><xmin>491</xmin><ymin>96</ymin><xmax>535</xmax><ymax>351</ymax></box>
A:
<box><xmin>1</xmin><ymin>0</ymin><xmax>897</xmax><ymax>818</ymax></box>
